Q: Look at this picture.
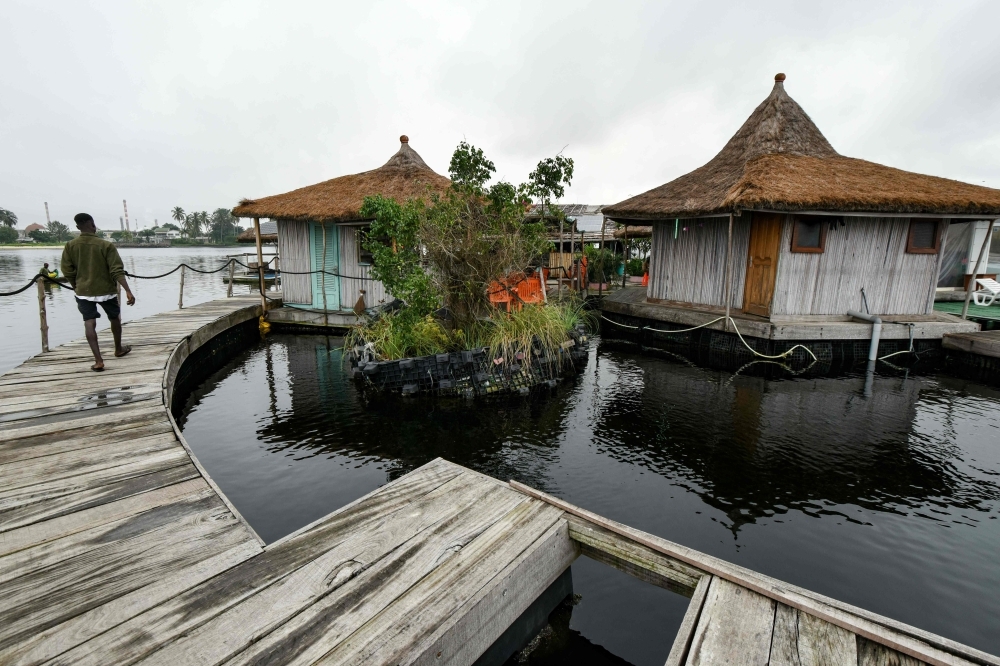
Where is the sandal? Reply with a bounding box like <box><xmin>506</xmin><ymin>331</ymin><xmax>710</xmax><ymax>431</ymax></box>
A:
<box><xmin>91</xmin><ymin>364</ymin><xmax>105</xmax><ymax>372</ymax></box>
<box><xmin>115</xmin><ymin>345</ymin><xmax>132</xmax><ymax>358</ymax></box>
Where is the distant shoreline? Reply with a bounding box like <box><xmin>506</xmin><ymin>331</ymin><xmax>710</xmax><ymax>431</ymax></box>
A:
<box><xmin>0</xmin><ymin>244</ymin><xmax>246</xmax><ymax>250</ymax></box>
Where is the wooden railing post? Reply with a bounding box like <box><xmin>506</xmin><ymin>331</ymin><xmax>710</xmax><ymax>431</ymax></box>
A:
<box><xmin>254</xmin><ymin>217</ymin><xmax>266</xmax><ymax>314</ymax></box>
<box><xmin>227</xmin><ymin>258</ymin><xmax>235</xmax><ymax>297</ymax></box>
<box><xmin>178</xmin><ymin>265</ymin><xmax>185</xmax><ymax>309</ymax></box>
<box><xmin>36</xmin><ymin>277</ymin><xmax>49</xmax><ymax>353</ymax></box>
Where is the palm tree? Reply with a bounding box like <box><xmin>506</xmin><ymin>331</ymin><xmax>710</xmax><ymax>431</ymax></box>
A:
<box><xmin>183</xmin><ymin>213</ymin><xmax>201</xmax><ymax>238</ymax></box>
<box><xmin>0</xmin><ymin>208</ymin><xmax>17</xmax><ymax>228</ymax></box>
<box><xmin>171</xmin><ymin>207</ymin><xmax>185</xmax><ymax>225</ymax></box>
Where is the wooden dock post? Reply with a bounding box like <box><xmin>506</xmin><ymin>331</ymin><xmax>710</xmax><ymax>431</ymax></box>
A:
<box><xmin>36</xmin><ymin>277</ymin><xmax>49</xmax><ymax>353</ymax></box>
<box><xmin>962</xmin><ymin>218</ymin><xmax>997</xmax><ymax>320</ymax></box>
<box><xmin>227</xmin><ymin>258</ymin><xmax>235</xmax><ymax>297</ymax></box>
<box><xmin>178</xmin><ymin>265</ymin><xmax>185</xmax><ymax>309</ymax></box>
<box><xmin>724</xmin><ymin>213</ymin><xmax>734</xmax><ymax>332</ymax></box>
<box><xmin>254</xmin><ymin>216</ymin><xmax>267</xmax><ymax>314</ymax></box>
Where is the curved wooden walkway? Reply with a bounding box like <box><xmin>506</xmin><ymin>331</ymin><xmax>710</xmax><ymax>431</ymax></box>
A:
<box><xmin>1</xmin><ymin>298</ymin><xmax>997</xmax><ymax>666</ymax></box>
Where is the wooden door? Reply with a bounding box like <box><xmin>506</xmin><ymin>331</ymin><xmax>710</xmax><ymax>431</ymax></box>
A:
<box><xmin>742</xmin><ymin>213</ymin><xmax>783</xmax><ymax>317</ymax></box>
<box><xmin>310</xmin><ymin>222</ymin><xmax>341</xmax><ymax>311</ymax></box>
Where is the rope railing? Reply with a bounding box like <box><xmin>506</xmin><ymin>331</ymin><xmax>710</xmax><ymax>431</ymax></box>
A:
<box><xmin>3</xmin><ymin>257</ymin><xmax>384</xmax><ymax>354</ymax></box>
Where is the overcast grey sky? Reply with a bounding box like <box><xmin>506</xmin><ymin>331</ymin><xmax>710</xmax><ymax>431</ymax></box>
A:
<box><xmin>3</xmin><ymin>1</ymin><xmax>999</xmax><ymax>229</ymax></box>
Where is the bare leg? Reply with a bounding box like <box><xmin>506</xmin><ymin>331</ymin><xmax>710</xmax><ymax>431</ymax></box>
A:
<box><xmin>84</xmin><ymin>319</ymin><xmax>104</xmax><ymax>370</ymax></box>
<box><xmin>110</xmin><ymin>317</ymin><xmax>124</xmax><ymax>353</ymax></box>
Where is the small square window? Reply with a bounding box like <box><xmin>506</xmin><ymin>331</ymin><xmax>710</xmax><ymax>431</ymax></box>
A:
<box><xmin>906</xmin><ymin>219</ymin><xmax>941</xmax><ymax>254</ymax></box>
<box><xmin>357</xmin><ymin>227</ymin><xmax>374</xmax><ymax>265</ymax></box>
<box><xmin>790</xmin><ymin>215</ymin><xmax>827</xmax><ymax>253</ymax></box>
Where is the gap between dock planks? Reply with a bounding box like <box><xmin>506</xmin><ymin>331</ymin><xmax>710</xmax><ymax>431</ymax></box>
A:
<box><xmin>508</xmin><ymin>480</ymin><xmax>999</xmax><ymax>666</ymax></box>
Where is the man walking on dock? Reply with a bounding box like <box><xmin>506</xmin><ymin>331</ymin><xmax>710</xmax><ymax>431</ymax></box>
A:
<box><xmin>61</xmin><ymin>213</ymin><xmax>136</xmax><ymax>371</ymax></box>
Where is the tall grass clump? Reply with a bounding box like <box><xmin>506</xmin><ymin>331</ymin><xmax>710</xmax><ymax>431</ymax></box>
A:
<box><xmin>467</xmin><ymin>299</ymin><xmax>595</xmax><ymax>365</ymax></box>
<box><xmin>345</xmin><ymin>311</ymin><xmax>450</xmax><ymax>361</ymax></box>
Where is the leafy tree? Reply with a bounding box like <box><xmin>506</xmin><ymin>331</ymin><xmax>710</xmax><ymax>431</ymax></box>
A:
<box><xmin>418</xmin><ymin>143</ymin><xmax>552</xmax><ymax>326</ymax></box>
<box><xmin>526</xmin><ymin>154</ymin><xmax>574</xmax><ymax>218</ymax></box>
<box><xmin>0</xmin><ymin>225</ymin><xmax>18</xmax><ymax>243</ymax></box>
<box><xmin>138</xmin><ymin>229</ymin><xmax>155</xmax><ymax>241</ymax></box>
<box><xmin>111</xmin><ymin>230</ymin><xmax>134</xmax><ymax>242</ymax></box>
<box><xmin>29</xmin><ymin>229</ymin><xmax>55</xmax><ymax>243</ymax></box>
<box><xmin>209</xmin><ymin>208</ymin><xmax>236</xmax><ymax>242</ymax></box>
<box><xmin>162</xmin><ymin>222</ymin><xmax>181</xmax><ymax>232</ymax></box>
<box><xmin>448</xmin><ymin>141</ymin><xmax>495</xmax><ymax>190</ymax></box>
<box><xmin>47</xmin><ymin>220</ymin><xmax>73</xmax><ymax>242</ymax></box>
<box><xmin>0</xmin><ymin>208</ymin><xmax>17</xmax><ymax>228</ymax></box>
<box><xmin>183</xmin><ymin>212</ymin><xmax>203</xmax><ymax>238</ymax></box>
<box><xmin>171</xmin><ymin>206</ymin><xmax>185</xmax><ymax>224</ymax></box>
<box><xmin>359</xmin><ymin>195</ymin><xmax>439</xmax><ymax>317</ymax></box>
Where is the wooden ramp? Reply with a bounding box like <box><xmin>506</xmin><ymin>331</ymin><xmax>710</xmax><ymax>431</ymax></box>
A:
<box><xmin>943</xmin><ymin>329</ymin><xmax>1000</xmax><ymax>359</ymax></box>
<box><xmin>2</xmin><ymin>298</ymin><xmax>998</xmax><ymax>665</ymax></box>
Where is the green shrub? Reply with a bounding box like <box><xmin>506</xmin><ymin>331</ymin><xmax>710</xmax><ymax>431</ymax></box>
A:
<box><xmin>626</xmin><ymin>258</ymin><xmax>645</xmax><ymax>276</ymax></box>
<box><xmin>584</xmin><ymin>246</ymin><xmax>619</xmax><ymax>283</ymax></box>
<box><xmin>0</xmin><ymin>226</ymin><xmax>17</xmax><ymax>243</ymax></box>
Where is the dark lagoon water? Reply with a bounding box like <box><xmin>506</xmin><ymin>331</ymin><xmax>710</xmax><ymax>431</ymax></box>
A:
<box><xmin>178</xmin><ymin>334</ymin><xmax>1000</xmax><ymax>665</ymax></box>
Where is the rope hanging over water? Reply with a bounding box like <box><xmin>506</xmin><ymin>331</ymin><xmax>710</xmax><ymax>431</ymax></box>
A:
<box><xmin>0</xmin><ymin>274</ymin><xmax>74</xmax><ymax>297</ymax></box>
<box><xmin>599</xmin><ymin>313</ymin><xmax>819</xmax><ymax>362</ymax></box>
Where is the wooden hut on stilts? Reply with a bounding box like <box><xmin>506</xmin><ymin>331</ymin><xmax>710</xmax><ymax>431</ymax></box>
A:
<box><xmin>233</xmin><ymin>136</ymin><xmax>450</xmax><ymax>328</ymax></box>
<box><xmin>601</xmin><ymin>73</ymin><xmax>1000</xmax><ymax>359</ymax></box>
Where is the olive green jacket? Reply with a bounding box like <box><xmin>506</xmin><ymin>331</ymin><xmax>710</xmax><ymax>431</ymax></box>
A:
<box><xmin>60</xmin><ymin>233</ymin><xmax>126</xmax><ymax>297</ymax></box>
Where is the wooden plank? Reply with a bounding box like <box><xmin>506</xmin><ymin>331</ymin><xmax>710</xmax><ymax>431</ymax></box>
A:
<box><xmin>769</xmin><ymin>603</ymin><xmax>857</xmax><ymax>665</ymax></box>
<box><xmin>0</xmin><ymin>477</ymin><xmax>209</xmax><ymax>557</ymax></box>
<box><xmin>510</xmin><ymin>481</ymin><xmax>993</xmax><ymax>666</ymax></box>
<box><xmin>0</xmin><ymin>402</ymin><xmax>164</xmax><ymax>442</ymax></box>
<box><xmin>0</xmin><ymin>434</ymin><xmax>180</xmax><ymax>492</ymax></box>
<box><xmin>666</xmin><ymin>574</ymin><xmax>712</xmax><ymax>666</ymax></box>
<box><xmin>314</xmin><ymin>500</ymin><xmax>566</xmax><ymax>666</ymax></box>
<box><xmin>0</xmin><ymin>462</ymin><xmax>201</xmax><ymax>533</ymax></box>
<box><xmin>858</xmin><ymin>637</ymin><xmax>929</xmax><ymax>666</ymax></box>
<box><xmin>0</xmin><ymin>500</ymin><xmax>250</xmax><ymax>654</ymax></box>
<box><xmin>0</xmin><ymin>485</ymin><xmax>216</xmax><ymax>583</ymax></box>
<box><xmin>56</xmin><ymin>462</ymin><xmax>470</xmax><ymax>665</ymax></box>
<box><xmin>0</xmin><ymin>420</ymin><xmax>174</xmax><ymax>465</ymax></box>
<box><xmin>0</xmin><ymin>447</ymin><xmax>190</xmax><ymax>515</ymax></box>
<box><xmin>406</xmin><ymin>519</ymin><xmax>579</xmax><ymax>666</ymax></box>
<box><xmin>0</xmin><ymin>382</ymin><xmax>161</xmax><ymax>414</ymax></box>
<box><xmin>568</xmin><ymin>515</ymin><xmax>700</xmax><ymax>596</ymax></box>
<box><xmin>125</xmin><ymin>474</ymin><xmax>521</xmax><ymax>666</ymax></box>
<box><xmin>685</xmin><ymin>577</ymin><xmax>775</xmax><ymax>666</ymax></box>
<box><xmin>2</xmin><ymin>540</ymin><xmax>260</xmax><ymax>666</ymax></box>
<box><xmin>222</xmin><ymin>495</ymin><xmax>556</xmax><ymax>666</ymax></box>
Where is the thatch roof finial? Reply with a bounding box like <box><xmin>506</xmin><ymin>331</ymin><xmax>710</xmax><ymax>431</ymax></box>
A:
<box><xmin>400</xmin><ymin>135</ymin><xmax>409</xmax><ymax>144</ymax></box>
<box><xmin>774</xmin><ymin>72</ymin><xmax>786</xmax><ymax>82</ymax></box>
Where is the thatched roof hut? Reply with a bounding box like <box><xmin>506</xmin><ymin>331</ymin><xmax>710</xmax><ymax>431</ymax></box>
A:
<box><xmin>232</xmin><ymin>136</ymin><xmax>451</xmax><ymax>222</ymax></box>
<box><xmin>604</xmin><ymin>74</ymin><xmax>1000</xmax><ymax>220</ymax></box>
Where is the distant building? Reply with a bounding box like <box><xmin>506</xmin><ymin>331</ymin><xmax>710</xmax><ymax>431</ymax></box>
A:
<box><xmin>21</xmin><ymin>223</ymin><xmax>44</xmax><ymax>241</ymax></box>
<box><xmin>151</xmin><ymin>227</ymin><xmax>182</xmax><ymax>242</ymax></box>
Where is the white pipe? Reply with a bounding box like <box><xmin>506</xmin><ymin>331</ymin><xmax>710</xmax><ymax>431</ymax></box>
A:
<box><xmin>847</xmin><ymin>309</ymin><xmax>882</xmax><ymax>362</ymax></box>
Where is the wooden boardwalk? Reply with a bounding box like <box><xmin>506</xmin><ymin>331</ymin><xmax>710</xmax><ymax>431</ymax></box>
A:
<box><xmin>2</xmin><ymin>298</ymin><xmax>998</xmax><ymax>665</ymax></box>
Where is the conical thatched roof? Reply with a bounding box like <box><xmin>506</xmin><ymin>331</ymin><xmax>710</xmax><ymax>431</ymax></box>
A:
<box><xmin>604</xmin><ymin>74</ymin><xmax>1000</xmax><ymax>220</ymax></box>
<box><xmin>232</xmin><ymin>136</ymin><xmax>451</xmax><ymax>222</ymax></box>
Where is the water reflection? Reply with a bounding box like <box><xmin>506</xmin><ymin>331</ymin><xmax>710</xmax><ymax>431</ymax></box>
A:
<box><xmin>179</xmin><ymin>333</ymin><xmax>1000</xmax><ymax>660</ymax></box>
<box><xmin>588</xmin><ymin>357</ymin><xmax>1000</xmax><ymax>533</ymax></box>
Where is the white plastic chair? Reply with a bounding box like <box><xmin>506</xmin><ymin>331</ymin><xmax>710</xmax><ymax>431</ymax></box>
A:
<box><xmin>972</xmin><ymin>277</ymin><xmax>1000</xmax><ymax>306</ymax></box>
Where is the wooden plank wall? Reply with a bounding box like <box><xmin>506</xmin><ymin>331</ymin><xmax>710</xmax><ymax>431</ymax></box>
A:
<box><xmin>771</xmin><ymin>216</ymin><xmax>942</xmax><ymax>316</ymax></box>
<box><xmin>648</xmin><ymin>217</ymin><xmax>750</xmax><ymax>308</ymax></box>
<box><xmin>275</xmin><ymin>219</ymin><xmax>311</xmax><ymax>304</ymax></box>
<box><xmin>339</xmin><ymin>225</ymin><xmax>388</xmax><ymax>309</ymax></box>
